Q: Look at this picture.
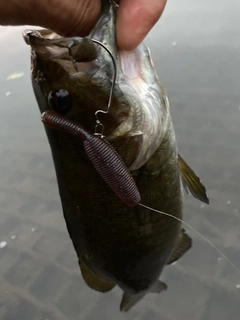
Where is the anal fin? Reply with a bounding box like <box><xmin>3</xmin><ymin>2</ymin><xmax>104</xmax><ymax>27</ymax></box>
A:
<box><xmin>167</xmin><ymin>229</ymin><xmax>192</xmax><ymax>265</ymax></box>
<box><xmin>79</xmin><ymin>260</ymin><xmax>116</xmax><ymax>292</ymax></box>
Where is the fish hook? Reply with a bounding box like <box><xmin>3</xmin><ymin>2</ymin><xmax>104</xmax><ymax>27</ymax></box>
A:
<box><xmin>41</xmin><ymin>37</ymin><xmax>140</xmax><ymax>207</ymax></box>
<box><xmin>91</xmin><ymin>39</ymin><xmax>117</xmax><ymax>136</ymax></box>
<box><xmin>66</xmin><ymin>38</ymin><xmax>117</xmax><ymax>136</ymax></box>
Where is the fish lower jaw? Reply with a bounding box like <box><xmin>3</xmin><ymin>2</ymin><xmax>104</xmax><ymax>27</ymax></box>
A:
<box><xmin>107</xmin><ymin>118</ymin><xmax>135</xmax><ymax>139</ymax></box>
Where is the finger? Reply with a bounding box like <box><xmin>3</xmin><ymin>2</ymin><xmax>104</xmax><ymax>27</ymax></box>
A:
<box><xmin>59</xmin><ymin>0</ymin><xmax>101</xmax><ymax>37</ymax></box>
<box><xmin>116</xmin><ymin>0</ymin><xmax>167</xmax><ymax>51</ymax></box>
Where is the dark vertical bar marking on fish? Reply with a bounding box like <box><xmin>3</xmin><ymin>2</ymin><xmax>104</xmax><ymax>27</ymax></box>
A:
<box><xmin>41</xmin><ymin>110</ymin><xmax>141</xmax><ymax>207</ymax></box>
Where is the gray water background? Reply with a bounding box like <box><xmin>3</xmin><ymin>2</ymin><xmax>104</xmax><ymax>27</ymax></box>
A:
<box><xmin>0</xmin><ymin>0</ymin><xmax>240</xmax><ymax>319</ymax></box>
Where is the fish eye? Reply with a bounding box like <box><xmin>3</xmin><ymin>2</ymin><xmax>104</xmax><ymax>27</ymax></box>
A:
<box><xmin>48</xmin><ymin>89</ymin><xmax>72</xmax><ymax>114</ymax></box>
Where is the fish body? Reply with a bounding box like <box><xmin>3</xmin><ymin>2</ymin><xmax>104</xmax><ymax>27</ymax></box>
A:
<box><xmin>24</xmin><ymin>0</ymin><xmax>208</xmax><ymax>311</ymax></box>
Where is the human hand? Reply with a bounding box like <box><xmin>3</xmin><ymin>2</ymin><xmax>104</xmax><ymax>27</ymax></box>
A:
<box><xmin>58</xmin><ymin>0</ymin><xmax>168</xmax><ymax>50</ymax></box>
<box><xmin>115</xmin><ymin>0</ymin><xmax>168</xmax><ymax>50</ymax></box>
<box><xmin>0</xmin><ymin>0</ymin><xmax>168</xmax><ymax>51</ymax></box>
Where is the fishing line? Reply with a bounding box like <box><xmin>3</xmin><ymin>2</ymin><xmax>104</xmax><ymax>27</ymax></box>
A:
<box><xmin>63</xmin><ymin>37</ymin><xmax>240</xmax><ymax>277</ymax></box>
<box><xmin>139</xmin><ymin>203</ymin><xmax>240</xmax><ymax>276</ymax></box>
<box><xmin>65</xmin><ymin>38</ymin><xmax>117</xmax><ymax>136</ymax></box>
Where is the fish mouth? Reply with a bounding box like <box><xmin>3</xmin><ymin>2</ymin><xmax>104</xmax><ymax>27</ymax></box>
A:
<box><xmin>23</xmin><ymin>26</ymin><xmax>137</xmax><ymax>137</ymax></box>
<box><xmin>24</xmin><ymin>0</ymin><xmax>167</xmax><ymax>171</ymax></box>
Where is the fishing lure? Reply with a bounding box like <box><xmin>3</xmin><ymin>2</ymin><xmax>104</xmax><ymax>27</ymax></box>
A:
<box><xmin>42</xmin><ymin>39</ymin><xmax>141</xmax><ymax>207</ymax></box>
<box><xmin>40</xmin><ymin>32</ymin><xmax>240</xmax><ymax>285</ymax></box>
<box><xmin>42</xmin><ymin>110</ymin><xmax>140</xmax><ymax>207</ymax></box>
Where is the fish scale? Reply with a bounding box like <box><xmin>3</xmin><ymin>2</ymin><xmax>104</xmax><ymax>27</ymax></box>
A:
<box><xmin>24</xmin><ymin>0</ymin><xmax>208</xmax><ymax>312</ymax></box>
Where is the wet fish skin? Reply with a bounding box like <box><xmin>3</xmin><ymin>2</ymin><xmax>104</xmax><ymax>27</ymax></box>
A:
<box><xmin>24</xmin><ymin>0</ymin><xmax>207</xmax><ymax>311</ymax></box>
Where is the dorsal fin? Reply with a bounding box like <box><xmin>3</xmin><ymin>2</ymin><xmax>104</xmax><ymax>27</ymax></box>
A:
<box><xmin>178</xmin><ymin>154</ymin><xmax>209</xmax><ymax>204</ymax></box>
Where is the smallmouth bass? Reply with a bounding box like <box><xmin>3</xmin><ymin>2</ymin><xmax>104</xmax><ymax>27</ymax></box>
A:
<box><xmin>23</xmin><ymin>0</ymin><xmax>208</xmax><ymax>311</ymax></box>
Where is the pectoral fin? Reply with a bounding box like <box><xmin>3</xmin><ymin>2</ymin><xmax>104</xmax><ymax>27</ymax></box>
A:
<box><xmin>167</xmin><ymin>229</ymin><xmax>192</xmax><ymax>265</ymax></box>
<box><xmin>178</xmin><ymin>154</ymin><xmax>209</xmax><ymax>204</ymax></box>
<box><xmin>150</xmin><ymin>280</ymin><xmax>168</xmax><ymax>293</ymax></box>
<box><xmin>79</xmin><ymin>260</ymin><xmax>116</xmax><ymax>292</ymax></box>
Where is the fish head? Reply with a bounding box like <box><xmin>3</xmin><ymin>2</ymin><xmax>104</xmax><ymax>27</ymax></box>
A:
<box><xmin>23</xmin><ymin>0</ymin><xmax>169</xmax><ymax>169</ymax></box>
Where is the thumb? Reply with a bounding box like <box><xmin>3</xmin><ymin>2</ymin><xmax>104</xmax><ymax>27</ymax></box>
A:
<box><xmin>53</xmin><ymin>0</ymin><xmax>101</xmax><ymax>37</ymax></box>
<box><xmin>116</xmin><ymin>0</ymin><xmax>167</xmax><ymax>51</ymax></box>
